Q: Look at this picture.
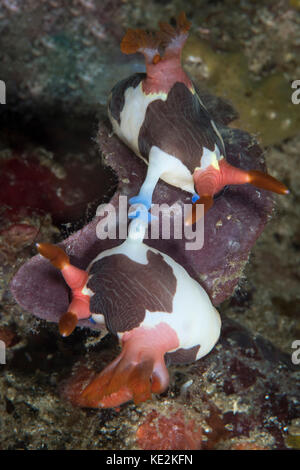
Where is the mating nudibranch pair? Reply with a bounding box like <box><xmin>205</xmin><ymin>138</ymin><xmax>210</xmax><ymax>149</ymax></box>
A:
<box><xmin>108</xmin><ymin>12</ymin><xmax>288</xmax><ymax>224</ymax></box>
<box><xmin>37</xmin><ymin>218</ymin><xmax>221</xmax><ymax>408</ymax></box>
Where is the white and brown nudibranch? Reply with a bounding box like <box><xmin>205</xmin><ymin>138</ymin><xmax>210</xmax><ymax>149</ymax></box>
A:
<box><xmin>36</xmin><ymin>219</ymin><xmax>221</xmax><ymax>408</ymax></box>
<box><xmin>108</xmin><ymin>12</ymin><xmax>289</xmax><ymax>225</ymax></box>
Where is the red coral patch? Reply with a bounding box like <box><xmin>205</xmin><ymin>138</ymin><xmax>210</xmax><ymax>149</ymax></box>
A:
<box><xmin>136</xmin><ymin>409</ymin><xmax>202</xmax><ymax>450</ymax></box>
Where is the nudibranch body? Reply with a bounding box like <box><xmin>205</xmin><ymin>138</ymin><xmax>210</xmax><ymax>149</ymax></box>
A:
<box><xmin>108</xmin><ymin>12</ymin><xmax>288</xmax><ymax>224</ymax></box>
<box><xmin>37</xmin><ymin>218</ymin><xmax>221</xmax><ymax>408</ymax></box>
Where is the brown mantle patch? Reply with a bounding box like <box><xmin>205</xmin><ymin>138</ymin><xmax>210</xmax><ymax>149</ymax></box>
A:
<box><xmin>87</xmin><ymin>250</ymin><xmax>177</xmax><ymax>334</ymax></box>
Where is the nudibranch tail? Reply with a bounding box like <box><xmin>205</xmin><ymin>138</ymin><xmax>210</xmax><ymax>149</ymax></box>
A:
<box><xmin>80</xmin><ymin>324</ymin><xmax>179</xmax><ymax>408</ymax></box>
<box><xmin>37</xmin><ymin>243</ymin><xmax>91</xmax><ymax>336</ymax></box>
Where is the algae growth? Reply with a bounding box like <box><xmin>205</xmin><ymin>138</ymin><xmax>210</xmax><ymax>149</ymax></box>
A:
<box><xmin>183</xmin><ymin>36</ymin><xmax>299</xmax><ymax>146</ymax></box>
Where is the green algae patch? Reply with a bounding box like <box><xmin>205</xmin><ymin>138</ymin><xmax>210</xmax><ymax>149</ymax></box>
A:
<box><xmin>184</xmin><ymin>36</ymin><xmax>300</xmax><ymax>146</ymax></box>
<box><xmin>290</xmin><ymin>0</ymin><xmax>300</xmax><ymax>11</ymax></box>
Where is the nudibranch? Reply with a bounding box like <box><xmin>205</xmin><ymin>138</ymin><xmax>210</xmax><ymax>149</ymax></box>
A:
<box><xmin>36</xmin><ymin>218</ymin><xmax>221</xmax><ymax>408</ymax></box>
<box><xmin>108</xmin><ymin>12</ymin><xmax>288</xmax><ymax>224</ymax></box>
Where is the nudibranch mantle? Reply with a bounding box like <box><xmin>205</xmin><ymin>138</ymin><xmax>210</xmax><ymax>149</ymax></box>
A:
<box><xmin>108</xmin><ymin>12</ymin><xmax>288</xmax><ymax>223</ymax></box>
<box><xmin>37</xmin><ymin>218</ymin><xmax>221</xmax><ymax>408</ymax></box>
<box><xmin>89</xmin><ymin>219</ymin><xmax>220</xmax><ymax>358</ymax></box>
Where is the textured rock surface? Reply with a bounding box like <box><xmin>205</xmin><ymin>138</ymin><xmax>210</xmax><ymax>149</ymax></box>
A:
<box><xmin>4</xmin><ymin>315</ymin><xmax>297</xmax><ymax>450</ymax></box>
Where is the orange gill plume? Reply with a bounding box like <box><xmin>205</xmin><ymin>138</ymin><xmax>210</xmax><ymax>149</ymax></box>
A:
<box><xmin>158</xmin><ymin>11</ymin><xmax>191</xmax><ymax>53</ymax></box>
<box><xmin>121</xmin><ymin>28</ymin><xmax>161</xmax><ymax>64</ymax></box>
<box><xmin>121</xmin><ymin>12</ymin><xmax>191</xmax><ymax>64</ymax></box>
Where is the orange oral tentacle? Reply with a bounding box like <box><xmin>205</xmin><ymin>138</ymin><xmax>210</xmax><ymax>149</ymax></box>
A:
<box><xmin>150</xmin><ymin>357</ymin><xmax>172</xmax><ymax>394</ymax></box>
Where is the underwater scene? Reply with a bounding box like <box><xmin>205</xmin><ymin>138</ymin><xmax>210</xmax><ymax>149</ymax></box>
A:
<box><xmin>0</xmin><ymin>0</ymin><xmax>299</xmax><ymax>452</ymax></box>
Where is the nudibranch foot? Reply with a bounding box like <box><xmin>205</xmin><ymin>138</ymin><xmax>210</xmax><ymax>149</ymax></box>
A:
<box><xmin>80</xmin><ymin>323</ymin><xmax>179</xmax><ymax>408</ymax></box>
<box><xmin>37</xmin><ymin>243</ymin><xmax>91</xmax><ymax>336</ymax></box>
<box><xmin>128</xmin><ymin>205</ymin><xmax>155</xmax><ymax>223</ymax></box>
<box><xmin>128</xmin><ymin>146</ymin><xmax>175</xmax><ymax>213</ymax></box>
<box><xmin>129</xmin><ymin>195</ymin><xmax>152</xmax><ymax>211</ymax></box>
